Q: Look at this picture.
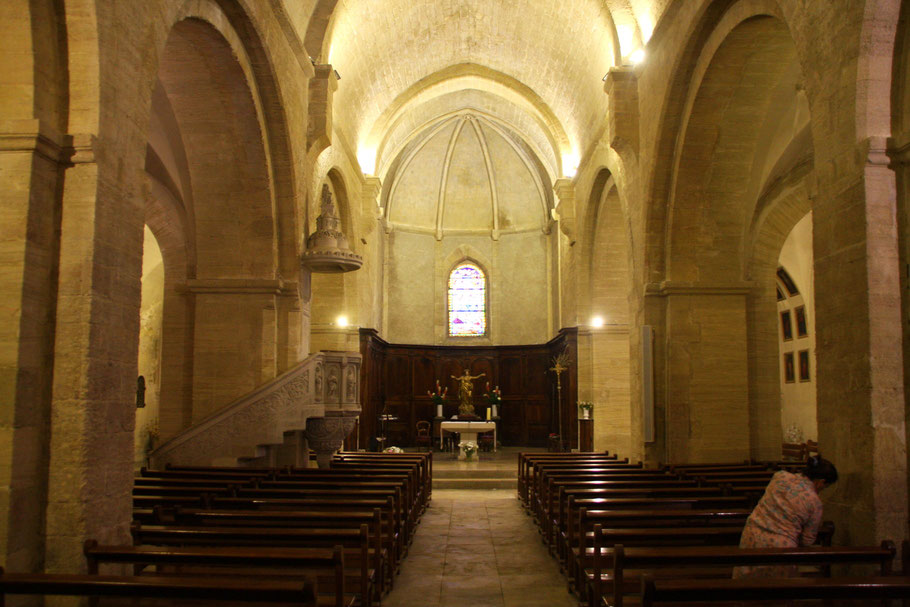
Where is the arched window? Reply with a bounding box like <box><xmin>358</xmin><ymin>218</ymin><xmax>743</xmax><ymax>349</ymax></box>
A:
<box><xmin>448</xmin><ymin>262</ymin><xmax>487</xmax><ymax>337</ymax></box>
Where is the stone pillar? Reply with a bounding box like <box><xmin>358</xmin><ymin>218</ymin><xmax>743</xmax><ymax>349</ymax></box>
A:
<box><xmin>45</xmin><ymin>133</ymin><xmax>143</xmax><ymax>571</ymax></box>
<box><xmin>650</xmin><ymin>282</ymin><xmax>753</xmax><ymax>463</ymax></box>
<box><xmin>0</xmin><ymin>119</ymin><xmax>66</xmax><ymax>573</ymax></box>
<box><xmin>814</xmin><ymin>137</ymin><xmax>908</xmax><ymax>545</ymax></box>
<box><xmin>183</xmin><ymin>279</ymin><xmax>293</xmax><ymax>423</ymax></box>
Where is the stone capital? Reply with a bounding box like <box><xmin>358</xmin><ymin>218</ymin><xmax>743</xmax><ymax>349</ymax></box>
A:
<box><xmin>553</xmin><ymin>178</ymin><xmax>577</xmax><ymax>242</ymax></box>
<box><xmin>361</xmin><ymin>177</ymin><xmax>383</xmax><ymax>236</ymax></box>
<box><xmin>603</xmin><ymin>66</ymin><xmax>640</xmax><ymax>156</ymax></box>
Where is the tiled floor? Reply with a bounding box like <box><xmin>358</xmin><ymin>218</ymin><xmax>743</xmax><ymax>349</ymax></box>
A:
<box><xmin>384</xmin><ymin>450</ymin><xmax>575</xmax><ymax>607</ymax></box>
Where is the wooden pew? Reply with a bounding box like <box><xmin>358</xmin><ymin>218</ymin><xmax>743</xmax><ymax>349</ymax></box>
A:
<box><xmin>131</xmin><ymin>521</ymin><xmax>376</xmax><ymax>606</ymax></box>
<box><xmin>571</xmin><ymin>519</ymin><xmax>835</xmax><ymax>596</ymax></box>
<box><xmin>538</xmin><ymin>478</ymin><xmax>701</xmax><ymax>546</ymax></box>
<box><xmin>84</xmin><ymin>540</ymin><xmax>347</xmax><ymax>607</ymax></box>
<box><xmin>161</xmin><ymin>506</ymin><xmax>399</xmax><ymax>589</ymax></box>
<box><xmin>556</xmin><ymin>493</ymin><xmax>754</xmax><ymax>565</ymax></box>
<box><xmin>590</xmin><ymin>541</ymin><xmax>896</xmax><ymax>607</ymax></box>
<box><xmin>518</xmin><ymin>452</ymin><xmax>616</xmax><ymax>504</ymax></box>
<box><xmin>640</xmin><ymin>575</ymin><xmax>910</xmax><ymax>606</ymax></box>
<box><xmin>567</xmin><ymin>509</ymin><xmax>751</xmax><ymax>593</ymax></box>
<box><xmin>525</xmin><ymin>459</ymin><xmax>641</xmax><ymax>509</ymax></box>
<box><xmin>0</xmin><ymin>566</ymin><xmax>318</xmax><ymax>606</ymax></box>
<box><xmin>333</xmin><ymin>452</ymin><xmax>432</xmax><ymax>503</ymax></box>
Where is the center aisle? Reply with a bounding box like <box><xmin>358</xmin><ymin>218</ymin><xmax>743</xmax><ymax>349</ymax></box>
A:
<box><xmin>384</xmin><ymin>488</ymin><xmax>576</xmax><ymax>607</ymax></box>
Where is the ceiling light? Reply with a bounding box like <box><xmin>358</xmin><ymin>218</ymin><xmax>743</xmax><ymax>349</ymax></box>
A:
<box><xmin>357</xmin><ymin>147</ymin><xmax>376</xmax><ymax>175</ymax></box>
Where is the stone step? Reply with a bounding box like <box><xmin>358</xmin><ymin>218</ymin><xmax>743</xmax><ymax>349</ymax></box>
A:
<box><xmin>433</xmin><ymin>468</ymin><xmax>516</xmax><ymax>479</ymax></box>
<box><xmin>433</xmin><ymin>477</ymin><xmax>518</xmax><ymax>490</ymax></box>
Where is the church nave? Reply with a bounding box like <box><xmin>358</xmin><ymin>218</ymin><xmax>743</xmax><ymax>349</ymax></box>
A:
<box><xmin>385</xmin><ymin>488</ymin><xmax>572</xmax><ymax>607</ymax></box>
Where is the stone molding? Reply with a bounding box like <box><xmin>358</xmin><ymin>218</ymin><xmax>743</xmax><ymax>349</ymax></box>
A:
<box><xmin>577</xmin><ymin>324</ymin><xmax>631</xmax><ymax>336</ymax></box>
<box><xmin>644</xmin><ymin>281</ymin><xmax>757</xmax><ymax>297</ymax></box>
<box><xmin>0</xmin><ymin>119</ymin><xmax>83</xmax><ymax>164</ymax></box>
<box><xmin>180</xmin><ymin>278</ymin><xmax>298</xmax><ymax>295</ymax></box>
<box><xmin>151</xmin><ymin>350</ymin><xmax>361</xmax><ymax>466</ymax></box>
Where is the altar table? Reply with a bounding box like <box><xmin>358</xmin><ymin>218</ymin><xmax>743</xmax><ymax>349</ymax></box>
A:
<box><xmin>440</xmin><ymin>420</ymin><xmax>497</xmax><ymax>459</ymax></box>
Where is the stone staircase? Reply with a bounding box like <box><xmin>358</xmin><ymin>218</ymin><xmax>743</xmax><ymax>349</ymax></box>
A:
<box><xmin>151</xmin><ymin>351</ymin><xmax>361</xmax><ymax>469</ymax></box>
<box><xmin>432</xmin><ymin>462</ymin><xmax>518</xmax><ymax>491</ymax></box>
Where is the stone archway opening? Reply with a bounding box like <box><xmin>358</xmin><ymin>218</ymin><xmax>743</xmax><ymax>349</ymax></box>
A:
<box><xmin>662</xmin><ymin>13</ymin><xmax>812</xmax><ymax>462</ymax></box>
<box><xmin>135</xmin><ymin>227</ymin><xmax>165</xmax><ymax>467</ymax></box>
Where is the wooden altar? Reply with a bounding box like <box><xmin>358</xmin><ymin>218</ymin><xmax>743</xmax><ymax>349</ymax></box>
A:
<box><xmin>357</xmin><ymin>328</ymin><xmax>578</xmax><ymax>449</ymax></box>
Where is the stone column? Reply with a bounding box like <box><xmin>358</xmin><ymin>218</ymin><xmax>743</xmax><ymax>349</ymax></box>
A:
<box><xmin>45</xmin><ymin>133</ymin><xmax>144</xmax><ymax>571</ymax></box>
<box><xmin>0</xmin><ymin>119</ymin><xmax>66</xmax><ymax>572</ymax></box>
<box><xmin>650</xmin><ymin>282</ymin><xmax>753</xmax><ymax>464</ymax></box>
<box><xmin>814</xmin><ymin>137</ymin><xmax>908</xmax><ymax>545</ymax></box>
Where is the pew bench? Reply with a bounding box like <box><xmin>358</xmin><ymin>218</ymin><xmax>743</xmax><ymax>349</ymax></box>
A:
<box><xmin>83</xmin><ymin>541</ymin><xmax>349</xmax><ymax>607</ymax></box>
<box><xmin>0</xmin><ymin>567</ymin><xmax>318</xmax><ymax>606</ymax></box>
<box><xmin>131</xmin><ymin>522</ymin><xmax>376</xmax><ymax>606</ymax></box>
<box><xmin>640</xmin><ymin>575</ymin><xmax>910</xmax><ymax>606</ymax></box>
<box><xmin>588</xmin><ymin>541</ymin><xmax>895</xmax><ymax>607</ymax></box>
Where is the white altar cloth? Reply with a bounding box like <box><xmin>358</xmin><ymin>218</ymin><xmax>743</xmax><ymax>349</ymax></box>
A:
<box><xmin>440</xmin><ymin>420</ymin><xmax>497</xmax><ymax>459</ymax></box>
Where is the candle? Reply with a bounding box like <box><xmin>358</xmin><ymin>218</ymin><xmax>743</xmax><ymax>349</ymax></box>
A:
<box><xmin>486</xmin><ymin>408</ymin><xmax>491</xmax><ymax>420</ymax></box>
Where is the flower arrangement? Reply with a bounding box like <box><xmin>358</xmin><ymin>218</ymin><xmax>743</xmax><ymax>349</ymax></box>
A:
<box><xmin>578</xmin><ymin>401</ymin><xmax>594</xmax><ymax>418</ymax></box>
<box><xmin>483</xmin><ymin>383</ymin><xmax>502</xmax><ymax>406</ymax></box>
<box><xmin>428</xmin><ymin>380</ymin><xmax>448</xmax><ymax>404</ymax></box>
<box><xmin>383</xmin><ymin>446</ymin><xmax>404</xmax><ymax>453</ymax></box>
<box><xmin>458</xmin><ymin>440</ymin><xmax>478</xmax><ymax>460</ymax></box>
<box><xmin>428</xmin><ymin>380</ymin><xmax>448</xmax><ymax>417</ymax></box>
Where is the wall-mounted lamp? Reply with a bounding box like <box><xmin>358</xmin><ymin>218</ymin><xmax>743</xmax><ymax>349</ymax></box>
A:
<box><xmin>591</xmin><ymin>316</ymin><xmax>605</xmax><ymax>328</ymax></box>
<box><xmin>336</xmin><ymin>315</ymin><xmax>349</xmax><ymax>327</ymax></box>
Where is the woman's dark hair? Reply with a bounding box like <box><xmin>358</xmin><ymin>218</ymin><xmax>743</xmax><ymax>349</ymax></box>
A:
<box><xmin>804</xmin><ymin>456</ymin><xmax>838</xmax><ymax>485</ymax></box>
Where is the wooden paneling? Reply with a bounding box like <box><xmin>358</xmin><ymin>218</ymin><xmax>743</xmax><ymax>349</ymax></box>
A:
<box><xmin>357</xmin><ymin>328</ymin><xmax>578</xmax><ymax>448</ymax></box>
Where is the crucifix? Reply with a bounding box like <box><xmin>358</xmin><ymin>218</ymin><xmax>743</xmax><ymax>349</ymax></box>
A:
<box><xmin>549</xmin><ymin>349</ymin><xmax>571</xmax><ymax>448</ymax></box>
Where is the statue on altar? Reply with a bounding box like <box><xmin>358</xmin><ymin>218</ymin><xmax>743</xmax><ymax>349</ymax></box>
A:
<box><xmin>451</xmin><ymin>369</ymin><xmax>485</xmax><ymax>417</ymax></box>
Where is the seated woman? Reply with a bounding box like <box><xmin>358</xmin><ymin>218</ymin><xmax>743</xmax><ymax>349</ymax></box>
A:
<box><xmin>733</xmin><ymin>456</ymin><xmax>838</xmax><ymax>578</ymax></box>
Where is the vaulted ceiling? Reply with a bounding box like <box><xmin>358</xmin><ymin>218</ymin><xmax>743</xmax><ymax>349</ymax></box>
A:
<box><xmin>283</xmin><ymin>0</ymin><xmax>669</xmax><ymax>179</ymax></box>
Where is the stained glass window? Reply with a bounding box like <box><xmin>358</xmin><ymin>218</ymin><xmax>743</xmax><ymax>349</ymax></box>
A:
<box><xmin>448</xmin><ymin>263</ymin><xmax>486</xmax><ymax>336</ymax></box>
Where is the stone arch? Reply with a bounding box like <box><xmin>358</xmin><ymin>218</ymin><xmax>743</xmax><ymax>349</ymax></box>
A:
<box><xmin>327</xmin><ymin>168</ymin><xmax>356</xmax><ymax>246</ymax></box>
<box><xmin>158</xmin><ymin>17</ymin><xmax>275</xmax><ymax>279</ymax></box>
<box><xmin>653</xmin><ymin>3</ymin><xmax>814</xmax><ymax>462</ymax></box>
<box><xmin>148</xmin><ymin>5</ymin><xmax>300</xmax><ymax>424</ymax></box>
<box><xmin>303</xmin><ymin>0</ymin><xmax>340</xmax><ymax>62</ymax></box>
<box><xmin>744</xmin><ymin>161</ymin><xmax>814</xmax><ymax>459</ymax></box>
<box><xmin>666</xmin><ymin>13</ymin><xmax>802</xmax><ymax>281</ymax></box>
<box><xmin>144</xmin><ymin>170</ymin><xmax>195</xmax><ymax>440</ymax></box>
